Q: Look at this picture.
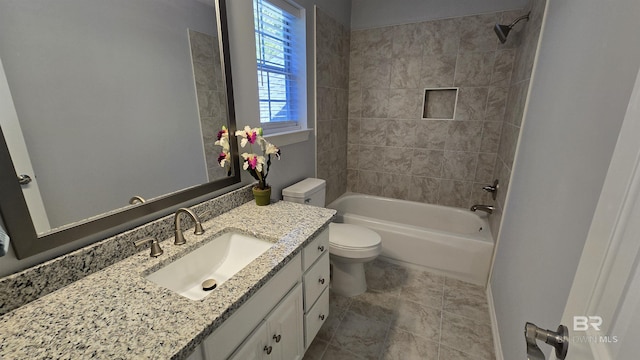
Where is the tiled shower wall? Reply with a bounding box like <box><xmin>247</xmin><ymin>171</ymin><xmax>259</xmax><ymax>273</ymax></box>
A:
<box><xmin>189</xmin><ymin>29</ymin><xmax>228</xmax><ymax>182</ymax></box>
<box><xmin>346</xmin><ymin>12</ymin><xmax>523</xmax><ymax>208</ymax></box>
<box><xmin>316</xmin><ymin>9</ymin><xmax>350</xmax><ymax>204</ymax></box>
<box><xmin>490</xmin><ymin>0</ymin><xmax>547</xmax><ymax>236</ymax></box>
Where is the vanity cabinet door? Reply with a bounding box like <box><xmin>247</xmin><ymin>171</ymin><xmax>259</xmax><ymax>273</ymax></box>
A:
<box><xmin>227</xmin><ymin>284</ymin><xmax>303</xmax><ymax>360</ymax></box>
<box><xmin>201</xmin><ymin>255</ymin><xmax>302</xmax><ymax>360</ymax></box>
<box><xmin>229</xmin><ymin>321</ymin><xmax>268</xmax><ymax>360</ymax></box>
<box><xmin>267</xmin><ymin>283</ymin><xmax>304</xmax><ymax>360</ymax></box>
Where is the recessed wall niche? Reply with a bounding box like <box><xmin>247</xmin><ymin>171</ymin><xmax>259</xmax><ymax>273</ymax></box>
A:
<box><xmin>422</xmin><ymin>88</ymin><xmax>458</xmax><ymax>120</ymax></box>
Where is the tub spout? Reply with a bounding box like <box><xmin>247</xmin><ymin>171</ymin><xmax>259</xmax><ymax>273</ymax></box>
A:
<box><xmin>470</xmin><ymin>204</ymin><xmax>494</xmax><ymax>214</ymax></box>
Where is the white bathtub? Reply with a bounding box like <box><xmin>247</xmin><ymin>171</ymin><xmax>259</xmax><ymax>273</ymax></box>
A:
<box><xmin>327</xmin><ymin>193</ymin><xmax>494</xmax><ymax>285</ymax></box>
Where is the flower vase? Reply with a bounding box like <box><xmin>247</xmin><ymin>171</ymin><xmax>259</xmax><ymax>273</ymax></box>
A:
<box><xmin>252</xmin><ymin>186</ymin><xmax>271</xmax><ymax>206</ymax></box>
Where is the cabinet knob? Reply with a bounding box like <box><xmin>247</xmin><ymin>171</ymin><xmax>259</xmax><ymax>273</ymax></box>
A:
<box><xmin>318</xmin><ymin>245</ymin><xmax>325</xmax><ymax>252</ymax></box>
<box><xmin>273</xmin><ymin>334</ymin><xmax>281</xmax><ymax>343</ymax></box>
<box><xmin>264</xmin><ymin>345</ymin><xmax>273</xmax><ymax>355</ymax></box>
<box><xmin>319</xmin><ymin>278</ymin><xmax>325</xmax><ymax>285</ymax></box>
<box><xmin>319</xmin><ymin>314</ymin><xmax>325</xmax><ymax>321</ymax></box>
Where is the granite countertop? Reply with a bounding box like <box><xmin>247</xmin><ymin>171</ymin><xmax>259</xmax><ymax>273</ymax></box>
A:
<box><xmin>0</xmin><ymin>201</ymin><xmax>335</xmax><ymax>360</ymax></box>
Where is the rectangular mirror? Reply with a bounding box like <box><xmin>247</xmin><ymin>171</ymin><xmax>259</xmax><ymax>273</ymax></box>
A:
<box><xmin>0</xmin><ymin>0</ymin><xmax>240</xmax><ymax>259</ymax></box>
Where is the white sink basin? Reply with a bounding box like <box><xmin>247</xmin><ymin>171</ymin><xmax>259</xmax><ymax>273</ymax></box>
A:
<box><xmin>145</xmin><ymin>232</ymin><xmax>273</xmax><ymax>300</ymax></box>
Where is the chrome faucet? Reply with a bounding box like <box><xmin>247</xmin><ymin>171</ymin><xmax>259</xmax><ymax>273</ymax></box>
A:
<box><xmin>174</xmin><ymin>207</ymin><xmax>204</xmax><ymax>245</ymax></box>
<box><xmin>470</xmin><ymin>204</ymin><xmax>495</xmax><ymax>214</ymax></box>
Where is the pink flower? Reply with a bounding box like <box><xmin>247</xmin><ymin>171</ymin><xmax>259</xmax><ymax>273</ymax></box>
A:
<box><xmin>217</xmin><ymin>151</ymin><xmax>230</xmax><ymax>167</ymax></box>
<box><xmin>217</xmin><ymin>128</ymin><xmax>228</xmax><ymax>141</ymax></box>
<box><xmin>235</xmin><ymin>126</ymin><xmax>261</xmax><ymax>147</ymax></box>
<box><xmin>247</xmin><ymin>131</ymin><xmax>257</xmax><ymax>144</ymax></box>
<box><xmin>247</xmin><ymin>155</ymin><xmax>257</xmax><ymax>169</ymax></box>
<box><xmin>215</xmin><ymin>125</ymin><xmax>280</xmax><ymax>189</ymax></box>
<box><xmin>215</xmin><ymin>126</ymin><xmax>230</xmax><ymax>151</ymax></box>
<box><xmin>241</xmin><ymin>153</ymin><xmax>265</xmax><ymax>172</ymax></box>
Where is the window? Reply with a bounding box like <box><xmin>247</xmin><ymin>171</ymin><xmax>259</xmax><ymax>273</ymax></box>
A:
<box><xmin>254</xmin><ymin>0</ymin><xmax>304</xmax><ymax>133</ymax></box>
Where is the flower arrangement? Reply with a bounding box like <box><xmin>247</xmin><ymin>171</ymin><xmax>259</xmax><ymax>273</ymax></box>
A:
<box><xmin>215</xmin><ymin>125</ymin><xmax>281</xmax><ymax>191</ymax></box>
<box><xmin>215</xmin><ymin>126</ymin><xmax>232</xmax><ymax>176</ymax></box>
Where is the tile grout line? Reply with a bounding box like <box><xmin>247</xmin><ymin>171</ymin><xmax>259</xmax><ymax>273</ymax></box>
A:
<box><xmin>316</xmin><ymin>341</ymin><xmax>329</xmax><ymax>360</ymax></box>
<box><xmin>318</xmin><ymin>303</ymin><xmax>347</xmax><ymax>359</ymax></box>
<box><xmin>441</xmin><ymin>308</ymin><xmax>492</xmax><ymax>324</ymax></box>
<box><xmin>376</xmin><ymin>311</ymin><xmax>395</xmax><ymax>360</ymax></box>
<box><xmin>330</xmin><ymin>299</ymin><xmax>353</xmax><ymax>346</ymax></box>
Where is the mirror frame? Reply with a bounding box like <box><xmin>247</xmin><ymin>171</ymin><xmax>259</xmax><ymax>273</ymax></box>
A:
<box><xmin>0</xmin><ymin>0</ymin><xmax>240</xmax><ymax>259</ymax></box>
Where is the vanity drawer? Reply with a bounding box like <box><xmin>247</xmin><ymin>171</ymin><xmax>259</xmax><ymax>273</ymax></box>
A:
<box><xmin>302</xmin><ymin>228</ymin><xmax>329</xmax><ymax>271</ymax></box>
<box><xmin>303</xmin><ymin>252</ymin><xmax>329</xmax><ymax>312</ymax></box>
<box><xmin>304</xmin><ymin>286</ymin><xmax>329</xmax><ymax>349</ymax></box>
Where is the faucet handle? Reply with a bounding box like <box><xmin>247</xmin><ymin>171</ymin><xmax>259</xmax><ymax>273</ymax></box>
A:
<box><xmin>482</xmin><ymin>179</ymin><xmax>499</xmax><ymax>200</ymax></box>
<box><xmin>133</xmin><ymin>237</ymin><xmax>163</xmax><ymax>257</ymax></box>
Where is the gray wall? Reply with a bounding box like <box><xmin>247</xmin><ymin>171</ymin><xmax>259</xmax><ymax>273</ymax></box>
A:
<box><xmin>0</xmin><ymin>0</ymin><xmax>351</xmax><ymax>277</ymax></box>
<box><xmin>227</xmin><ymin>0</ymin><xmax>351</xmax><ymax>202</ymax></box>
<box><xmin>0</xmin><ymin>0</ymin><xmax>217</xmax><ymax>228</ymax></box>
<box><xmin>490</xmin><ymin>0</ymin><xmax>640</xmax><ymax>359</ymax></box>
<box><xmin>351</xmin><ymin>0</ymin><xmax>528</xmax><ymax>30</ymax></box>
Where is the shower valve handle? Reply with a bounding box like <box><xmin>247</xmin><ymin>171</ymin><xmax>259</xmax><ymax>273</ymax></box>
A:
<box><xmin>482</xmin><ymin>179</ymin><xmax>499</xmax><ymax>200</ymax></box>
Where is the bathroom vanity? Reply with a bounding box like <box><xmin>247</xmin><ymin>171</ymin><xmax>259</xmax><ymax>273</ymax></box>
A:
<box><xmin>0</xmin><ymin>196</ymin><xmax>334</xmax><ymax>359</ymax></box>
<box><xmin>190</xmin><ymin>227</ymin><xmax>330</xmax><ymax>360</ymax></box>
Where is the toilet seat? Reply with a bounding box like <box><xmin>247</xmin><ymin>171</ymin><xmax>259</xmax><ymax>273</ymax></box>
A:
<box><xmin>329</xmin><ymin>223</ymin><xmax>381</xmax><ymax>259</ymax></box>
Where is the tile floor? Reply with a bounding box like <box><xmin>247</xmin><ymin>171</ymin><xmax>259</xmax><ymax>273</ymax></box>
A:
<box><xmin>303</xmin><ymin>259</ymin><xmax>495</xmax><ymax>360</ymax></box>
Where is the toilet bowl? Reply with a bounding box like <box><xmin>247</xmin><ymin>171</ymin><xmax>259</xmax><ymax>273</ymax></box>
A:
<box><xmin>282</xmin><ymin>178</ymin><xmax>382</xmax><ymax>297</ymax></box>
<box><xmin>328</xmin><ymin>222</ymin><xmax>381</xmax><ymax>297</ymax></box>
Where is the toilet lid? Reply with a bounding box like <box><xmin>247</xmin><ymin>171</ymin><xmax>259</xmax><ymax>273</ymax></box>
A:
<box><xmin>329</xmin><ymin>223</ymin><xmax>381</xmax><ymax>249</ymax></box>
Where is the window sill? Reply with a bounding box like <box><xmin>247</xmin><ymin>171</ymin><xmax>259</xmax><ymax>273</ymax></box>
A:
<box><xmin>264</xmin><ymin>128</ymin><xmax>313</xmax><ymax>147</ymax></box>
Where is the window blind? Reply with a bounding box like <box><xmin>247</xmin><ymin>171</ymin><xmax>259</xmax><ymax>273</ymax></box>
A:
<box><xmin>254</xmin><ymin>0</ymin><xmax>300</xmax><ymax>126</ymax></box>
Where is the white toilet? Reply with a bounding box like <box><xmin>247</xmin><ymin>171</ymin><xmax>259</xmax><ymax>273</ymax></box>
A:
<box><xmin>282</xmin><ymin>178</ymin><xmax>382</xmax><ymax>297</ymax></box>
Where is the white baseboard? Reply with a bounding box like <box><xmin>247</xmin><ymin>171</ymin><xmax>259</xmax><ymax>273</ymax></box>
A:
<box><xmin>486</xmin><ymin>285</ymin><xmax>504</xmax><ymax>360</ymax></box>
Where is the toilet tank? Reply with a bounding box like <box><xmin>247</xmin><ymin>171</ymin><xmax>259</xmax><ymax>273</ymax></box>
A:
<box><xmin>282</xmin><ymin>178</ymin><xmax>326</xmax><ymax>207</ymax></box>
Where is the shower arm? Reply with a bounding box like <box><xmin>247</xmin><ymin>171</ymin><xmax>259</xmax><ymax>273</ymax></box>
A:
<box><xmin>507</xmin><ymin>12</ymin><xmax>531</xmax><ymax>29</ymax></box>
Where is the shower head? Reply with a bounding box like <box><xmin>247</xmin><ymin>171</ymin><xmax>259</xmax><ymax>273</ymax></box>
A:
<box><xmin>494</xmin><ymin>24</ymin><xmax>512</xmax><ymax>43</ymax></box>
<box><xmin>494</xmin><ymin>12</ymin><xmax>531</xmax><ymax>43</ymax></box>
